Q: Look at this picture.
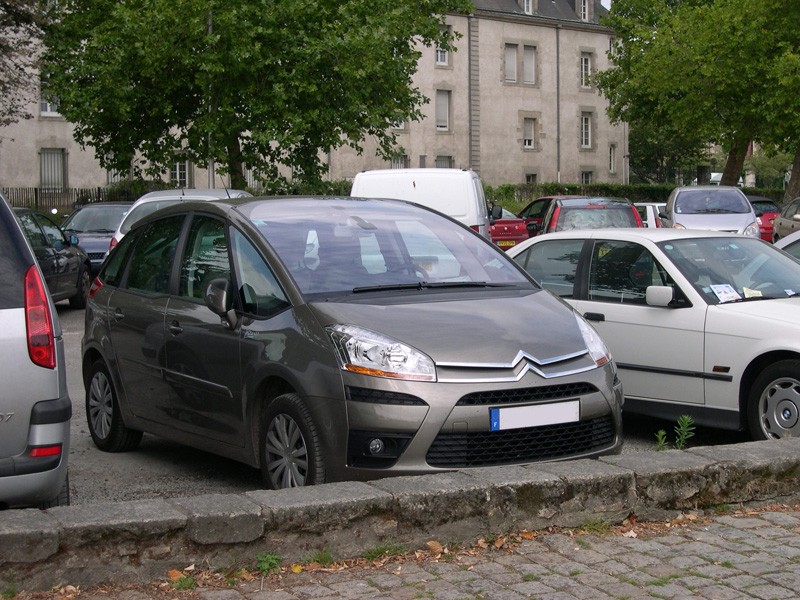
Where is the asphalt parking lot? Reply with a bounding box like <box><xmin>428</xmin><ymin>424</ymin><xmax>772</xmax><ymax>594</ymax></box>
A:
<box><xmin>55</xmin><ymin>302</ymin><xmax>749</xmax><ymax>506</ymax></box>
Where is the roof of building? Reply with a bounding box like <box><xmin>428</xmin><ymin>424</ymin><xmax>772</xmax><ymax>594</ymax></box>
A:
<box><xmin>473</xmin><ymin>0</ymin><xmax>609</xmax><ymax>25</ymax></box>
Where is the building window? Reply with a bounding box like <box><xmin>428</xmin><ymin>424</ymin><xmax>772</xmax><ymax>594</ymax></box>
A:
<box><xmin>435</xmin><ymin>90</ymin><xmax>450</xmax><ymax>131</ymax></box>
<box><xmin>523</xmin><ymin>46</ymin><xmax>536</xmax><ymax>84</ymax></box>
<box><xmin>435</xmin><ymin>26</ymin><xmax>451</xmax><ymax>66</ymax></box>
<box><xmin>579</xmin><ymin>0</ymin><xmax>589</xmax><ymax>21</ymax></box>
<box><xmin>609</xmin><ymin>144</ymin><xmax>617</xmax><ymax>174</ymax></box>
<box><xmin>419</xmin><ymin>155</ymin><xmax>426</xmax><ymax>168</ymax></box>
<box><xmin>581</xmin><ymin>112</ymin><xmax>593</xmax><ymax>149</ymax></box>
<box><xmin>504</xmin><ymin>44</ymin><xmax>518</xmax><ymax>82</ymax></box>
<box><xmin>580</xmin><ymin>52</ymin><xmax>592</xmax><ymax>88</ymax></box>
<box><xmin>39</xmin><ymin>79</ymin><xmax>60</xmax><ymax>117</ymax></box>
<box><xmin>435</xmin><ymin>155</ymin><xmax>454</xmax><ymax>168</ymax></box>
<box><xmin>523</xmin><ymin>118</ymin><xmax>537</xmax><ymax>149</ymax></box>
<box><xmin>170</xmin><ymin>159</ymin><xmax>193</xmax><ymax>187</ymax></box>
<box><xmin>391</xmin><ymin>120</ymin><xmax>407</xmax><ymax>130</ymax></box>
<box><xmin>523</xmin><ymin>0</ymin><xmax>533</xmax><ymax>15</ymax></box>
<box><xmin>525</xmin><ymin>173</ymin><xmax>538</xmax><ymax>184</ymax></box>
<box><xmin>581</xmin><ymin>171</ymin><xmax>593</xmax><ymax>184</ymax></box>
<box><xmin>40</xmin><ymin>148</ymin><xmax>66</xmax><ymax>190</ymax></box>
<box><xmin>391</xmin><ymin>155</ymin><xmax>410</xmax><ymax>169</ymax></box>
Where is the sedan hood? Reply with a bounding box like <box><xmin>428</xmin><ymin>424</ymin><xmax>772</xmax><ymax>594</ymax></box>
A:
<box><xmin>675</xmin><ymin>212</ymin><xmax>754</xmax><ymax>233</ymax></box>
<box><xmin>308</xmin><ymin>290</ymin><xmax>589</xmax><ymax>365</ymax></box>
<box><xmin>712</xmin><ymin>298</ymin><xmax>800</xmax><ymax>328</ymax></box>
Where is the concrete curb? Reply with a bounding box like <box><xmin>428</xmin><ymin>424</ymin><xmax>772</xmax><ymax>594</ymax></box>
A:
<box><xmin>2</xmin><ymin>439</ymin><xmax>800</xmax><ymax>591</ymax></box>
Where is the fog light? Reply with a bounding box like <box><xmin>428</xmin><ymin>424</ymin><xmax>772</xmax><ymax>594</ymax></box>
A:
<box><xmin>368</xmin><ymin>438</ymin><xmax>385</xmax><ymax>455</ymax></box>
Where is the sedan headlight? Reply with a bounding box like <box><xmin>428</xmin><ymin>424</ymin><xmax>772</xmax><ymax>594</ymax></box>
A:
<box><xmin>327</xmin><ymin>325</ymin><xmax>436</xmax><ymax>381</ymax></box>
<box><xmin>574</xmin><ymin>313</ymin><xmax>613</xmax><ymax>370</ymax></box>
<box><xmin>743</xmin><ymin>221</ymin><xmax>760</xmax><ymax>237</ymax></box>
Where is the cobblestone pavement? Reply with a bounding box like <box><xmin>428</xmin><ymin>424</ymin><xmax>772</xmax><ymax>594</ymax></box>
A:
<box><xmin>16</xmin><ymin>506</ymin><xmax>800</xmax><ymax>600</ymax></box>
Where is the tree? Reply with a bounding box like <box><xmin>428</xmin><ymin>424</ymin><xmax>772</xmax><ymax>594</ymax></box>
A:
<box><xmin>0</xmin><ymin>0</ymin><xmax>50</xmax><ymax>126</ymax></box>
<box><xmin>597</xmin><ymin>0</ymin><xmax>800</xmax><ymax>190</ymax></box>
<box><xmin>42</xmin><ymin>0</ymin><xmax>473</xmax><ymax>189</ymax></box>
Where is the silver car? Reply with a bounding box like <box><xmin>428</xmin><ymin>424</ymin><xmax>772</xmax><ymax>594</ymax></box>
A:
<box><xmin>0</xmin><ymin>194</ymin><xmax>71</xmax><ymax>509</ymax></box>
<box><xmin>662</xmin><ymin>186</ymin><xmax>759</xmax><ymax>237</ymax></box>
<box><xmin>82</xmin><ymin>197</ymin><xmax>623</xmax><ymax>490</ymax></box>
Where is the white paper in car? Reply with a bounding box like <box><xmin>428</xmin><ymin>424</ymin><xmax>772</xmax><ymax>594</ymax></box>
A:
<box><xmin>742</xmin><ymin>287</ymin><xmax>763</xmax><ymax>298</ymax></box>
<box><xmin>710</xmin><ymin>284</ymin><xmax>741</xmax><ymax>303</ymax></box>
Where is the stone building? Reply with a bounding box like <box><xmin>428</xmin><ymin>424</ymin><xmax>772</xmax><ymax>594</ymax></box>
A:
<box><xmin>0</xmin><ymin>0</ymin><xmax>625</xmax><ymax>192</ymax></box>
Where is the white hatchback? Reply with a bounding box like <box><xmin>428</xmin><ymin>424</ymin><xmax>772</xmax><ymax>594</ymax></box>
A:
<box><xmin>508</xmin><ymin>228</ymin><xmax>800</xmax><ymax>440</ymax></box>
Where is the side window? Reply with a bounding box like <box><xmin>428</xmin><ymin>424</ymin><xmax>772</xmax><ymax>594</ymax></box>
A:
<box><xmin>513</xmin><ymin>239</ymin><xmax>583</xmax><ymax>297</ymax></box>
<box><xmin>179</xmin><ymin>215</ymin><xmax>230</xmax><ymax>301</ymax></box>
<box><xmin>100</xmin><ymin>231</ymin><xmax>138</xmax><ymax>287</ymax></box>
<box><xmin>230</xmin><ymin>228</ymin><xmax>290</xmax><ymax>318</ymax></box>
<box><xmin>17</xmin><ymin>213</ymin><xmax>48</xmax><ymax>248</ymax></box>
<box><xmin>520</xmin><ymin>199</ymin><xmax>547</xmax><ymax>219</ymax></box>
<box><xmin>588</xmin><ymin>240</ymin><xmax>676</xmax><ymax>304</ymax></box>
<box><xmin>126</xmin><ymin>216</ymin><xmax>185</xmax><ymax>295</ymax></box>
<box><xmin>34</xmin><ymin>213</ymin><xmax>67</xmax><ymax>249</ymax></box>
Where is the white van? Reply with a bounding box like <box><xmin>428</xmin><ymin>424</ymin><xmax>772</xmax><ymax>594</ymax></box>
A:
<box><xmin>350</xmin><ymin>168</ymin><xmax>491</xmax><ymax>239</ymax></box>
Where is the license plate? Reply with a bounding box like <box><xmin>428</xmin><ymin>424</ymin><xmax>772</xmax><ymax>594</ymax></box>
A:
<box><xmin>490</xmin><ymin>401</ymin><xmax>579</xmax><ymax>431</ymax></box>
<box><xmin>498</xmin><ymin>240</ymin><xmax>516</xmax><ymax>247</ymax></box>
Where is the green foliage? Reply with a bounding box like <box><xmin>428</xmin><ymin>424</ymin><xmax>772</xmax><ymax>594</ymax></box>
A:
<box><xmin>255</xmin><ymin>551</ymin><xmax>281</xmax><ymax>576</ymax></box>
<box><xmin>579</xmin><ymin>516</ymin><xmax>611</xmax><ymax>534</ymax></box>
<box><xmin>42</xmin><ymin>0</ymin><xmax>474</xmax><ymax>189</ymax></box>
<box><xmin>2</xmin><ymin>583</ymin><xmax>18</xmax><ymax>599</ymax></box>
<box><xmin>654</xmin><ymin>429</ymin><xmax>669</xmax><ymax>452</ymax></box>
<box><xmin>361</xmin><ymin>544</ymin><xmax>407</xmax><ymax>561</ymax></box>
<box><xmin>172</xmin><ymin>574</ymin><xmax>197</xmax><ymax>590</ymax></box>
<box><xmin>654</xmin><ymin>415</ymin><xmax>695</xmax><ymax>450</ymax></box>
<box><xmin>304</xmin><ymin>547</ymin><xmax>335</xmax><ymax>566</ymax></box>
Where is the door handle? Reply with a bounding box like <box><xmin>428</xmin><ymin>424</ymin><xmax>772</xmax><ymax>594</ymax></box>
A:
<box><xmin>168</xmin><ymin>321</ymin><xmax>183</xmax><ymax>336</ymax></box>
<box><xmin>583</xmin><ymin>312</ymin><xmax>605</xmax><ymax>322</ymax></box>
<box><xmin>113</xmin><ymin>308</ymin><xmax>124</xmax><ymax>320</ymax></box>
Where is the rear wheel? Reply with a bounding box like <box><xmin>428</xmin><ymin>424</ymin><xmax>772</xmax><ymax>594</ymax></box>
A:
<box><xmin>260</xmin><ymin>393</ymin><xmax>326</xmax><ymax>489</ymax></box>
<box><xmin>69</xmin><ymin>264</ymin><xmax>90</xmax><ymax>309</ymax></box>
<box><xmin>86</xmin><ymin>360</ymin><xmax>143</xmax><ymax>451</ymax></box>
<box><xmin>747</xmin><ymin>360</ymin><xmax>800</xmax><ymax>440</ymax></box>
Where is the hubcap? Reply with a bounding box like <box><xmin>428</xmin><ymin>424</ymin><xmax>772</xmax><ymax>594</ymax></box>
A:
<box><xmin>88</xmin><ymin>371</ymin><xmax>113</xmax><ymax>439</ymax></box>
<box><xmin>265</xmin><ymin>414</ymin><xmax>308</xmax><ymax>488</ymax></box>
<box><xmin>760</xmin><ymin>377</ymin><xmax>800</xmax><ymax>439</ymax></box>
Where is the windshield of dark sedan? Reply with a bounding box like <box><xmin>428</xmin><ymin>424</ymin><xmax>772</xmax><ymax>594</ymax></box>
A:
<box><xmin>659</xmin><ymin>237</ymin><xmax>800</xmax><ymax>304</ymax></box>
<box><xmin>674</xmin><ymin>190</ymin><xmax>752</xmax><ymax>215</ymax></box>
<box><xmin>63</xmin><ymin>204</ymin><xmax>130</xmax><ymax>232</ymax></box>
<box><xmin>244</xmin><ymin>199</ymin><xmax>534</xmax><ymax>295</ymax></box>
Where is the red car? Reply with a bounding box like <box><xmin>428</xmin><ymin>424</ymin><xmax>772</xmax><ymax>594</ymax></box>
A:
<box><xmin>489</xmin><ymin>208</ymin><xmax>529</xmax><ymax>251</ymax></box>
<box><xmin>516</xmin><ymin>195</ymin><xmax>588</xmax><ymax>237</ymax></box>
<box><xmin>531</xmin><ymin>197</ymin><xmax>644</xmax><ymax>235</ymax></box>
<box><xmin>747</xmin><ymin>195</ymin><xmax>781</xmax><ymax>243</ymax></box>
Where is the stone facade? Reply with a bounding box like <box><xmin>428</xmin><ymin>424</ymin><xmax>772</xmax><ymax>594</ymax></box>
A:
<box><xmin>0</xmin><ymin>0</ymin><xmax>626</xmax><ymax>191</ymax></box>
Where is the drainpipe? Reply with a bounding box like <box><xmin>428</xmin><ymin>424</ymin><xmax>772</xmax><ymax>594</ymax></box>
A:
<box><xmin>556</xmin><ymin>24</ymin><xmax>561</xmax><ymax>183</ymax></box>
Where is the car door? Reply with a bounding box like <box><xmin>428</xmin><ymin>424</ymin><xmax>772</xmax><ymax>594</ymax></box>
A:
<box><xmin>571</xmin><ymin>239</ymin><xmax>706</xmax><ymax>406</ymax></box>
<box><xmin>518</xmin><ymin>197</ymin><xmax>553</xmax><ymax>237</ymax></box>
<box><xmin>162</xmin><ymin>213</ymin><xmax>245</xmax><ymax>446</ymax></box>
<box><xmin>33</xmin><ymin>211</ymin><xmax>81</xmax><ymax>298</ymax></box>
<box><xmin>16</xmin><ymin>211</ymin><xmax>61</xmax><ymax>297</ymax></box>
<box><xmin>107</xmin><ymin>214</ymin><xmax>185</xmax><ymax>423</ymax></box>
<box><xmin>776</xmin><ymin>199</ymin><xmax>800</xmax><ymax>239</ymax></box>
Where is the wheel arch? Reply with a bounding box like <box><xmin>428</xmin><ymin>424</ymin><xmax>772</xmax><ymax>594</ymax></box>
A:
<box><xmin>247</xmin><ymin>375</ymin><xmax>297</xmax><ymax>468</ymax></box>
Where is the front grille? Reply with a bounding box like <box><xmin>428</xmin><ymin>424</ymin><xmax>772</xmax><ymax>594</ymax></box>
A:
<box><xmin>88</xmin><ymin>252</ymin><xmax>106</xmax><ymax>261</ymax></box>
<box><xmin>346</xmin><ymin>386</ymin><xmax>427</xmax><ymax>406</ymax></box>
<box><xmin>457</xmin><ymin>383</ymin><xmax>598</xmax><ymax>406</ymax></box>
<box><xmin>426</xmin><ymin>415</ymin><xmax>615</xmax><ymax>467</ymax></box>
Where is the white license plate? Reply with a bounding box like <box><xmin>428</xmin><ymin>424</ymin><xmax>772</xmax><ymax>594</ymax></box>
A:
<box><xmin>490</xmin><ymin>401</ymin><xmax>579</xmax><ymax>431</ymax></box>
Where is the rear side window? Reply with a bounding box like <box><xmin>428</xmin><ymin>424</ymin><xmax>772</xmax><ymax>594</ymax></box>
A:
<box><xmin>513</xmin><ymin>239</ymin><xmax>583</xmax><ymax>297</ymax></box>
<box><xmin>100</xmin><ymin>231</ymin><xmax>138</xmax><ymax>287</ymax></box>
<box><xmin>126</xmin><ymin>216</ymin><xmax>185</xmax><ymax>294</ymax></box>
<box><xmin>0</xmin><ymin>206</ymin><xmax>30</xmax><ymax>308</ymax></box>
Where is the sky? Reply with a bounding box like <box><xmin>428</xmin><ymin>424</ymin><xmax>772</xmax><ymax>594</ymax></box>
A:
<box><xmin>602</xmin><ymin>0</ymin><xmax>611</xmax><ymax>7</ymax></box>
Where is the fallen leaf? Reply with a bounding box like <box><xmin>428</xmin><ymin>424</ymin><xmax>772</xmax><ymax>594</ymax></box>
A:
<box><xmin>427</xmin><ymin>540</ymin><xmax>444</xmax><ymax>554</ymax></box>
<box><xmin>290</xmin><ymin>564</ymin><xmax>303</xmax><ymax>574</ymax></box>
<box><xmin>622</xmin><ymin>530</ymin><xmax>638</xmax><ymax>538</ymax></box>
<box><xmin>519</xmin><ymin>530</ymin><xmax>535</xmax><ymax>540</ymax></box>
<box><xmin>167</xmin><ymin>570</ymin><xmax>183</xmax><ymax>582</ymax></box>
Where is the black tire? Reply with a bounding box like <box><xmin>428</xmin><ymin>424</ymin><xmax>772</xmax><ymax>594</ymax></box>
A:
<box><xmin>39</xmin><ymin>473</ymin><xmax>70</xmax><ymax>509</ymax></box>
<box><xmin>85</xmin><ymin>360</ymin><xmax>143</xmax><ymax>452</ymax></box>
<box><xmin>260</xmin><ymin>393</ymin><xmax>326</xmax><ymax>489</ymax></box>
<box><xmin>69</xmin><ymin>264</ymin><xmax>90</xmax><ymax>309</ymax></box>
<box><xmin>747</xmin><ymin>359</ymin><xmax>800</xmax><ymax>440</ymax></box>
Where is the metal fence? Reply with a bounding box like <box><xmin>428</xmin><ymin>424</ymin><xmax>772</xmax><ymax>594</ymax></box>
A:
<box><xmin>1</xmin><ymin>187</ymin><xmax>138</xmax><ymax>213</ymax></box>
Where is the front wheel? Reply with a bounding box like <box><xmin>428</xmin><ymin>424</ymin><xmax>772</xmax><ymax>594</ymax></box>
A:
<box><xmin>85</xmin><ymin>360</ymin><xmax>143</xmax><ymax>452</ymax></box>
<box><xmin>747</xmin><ymin>359</ymin><xmax>800</xmax><ymax>440</ymax></box>
<box><xmin>69</xmin><ymin>264</ymin><xmax>90</xmax><ymax>309</ymax></box>
<box><xmin>260</xmin><ymin>393</ymin><xmax>326</xmax><ymax>489</ymax></box>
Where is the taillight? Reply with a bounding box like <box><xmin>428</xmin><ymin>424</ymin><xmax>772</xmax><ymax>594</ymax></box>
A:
<box><xmin>29</xmin><ymin>444</ymin><xmax>62</xmax><ymax>458</ymax></box>
<box><xmin>24</xmin><ymin>264</ymin><xmax>56</xmax><ymax>369</ymax></box>
<box><xmin>88</xmin><ymin>276</ymin><xmax>103</xmax><ymax>299</ymax></box>
<box><xmin>109</xmin><ymin>237</ymin><xmax>118</xmax><ymax>252</ymax></box>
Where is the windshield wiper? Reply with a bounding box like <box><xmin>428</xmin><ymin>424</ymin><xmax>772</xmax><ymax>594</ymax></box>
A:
<box><xmin>352</xmin><ymin>281</ymin><xmax>516</xmax><ymax>294</ymax></box>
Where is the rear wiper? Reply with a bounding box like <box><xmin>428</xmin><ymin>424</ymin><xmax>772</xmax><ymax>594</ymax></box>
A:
<box><xmin>352</xmin><ymin>281</ymin><xmax>515</xmax><ymax>294</ymax></box>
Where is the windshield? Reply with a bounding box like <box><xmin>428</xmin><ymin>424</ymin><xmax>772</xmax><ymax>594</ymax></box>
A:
<box><xmin>674</xmin><ymin>190</ymin><xmax>752</xmax><ymax>215</ymax></box>
<box><xmin>63</xmin><ymin>204</ymin><xmax>130</xmax><ymax>232</ymax></box>
<box><xmin>556</xmin><ymin>206</ymin><xmax>639</xmax><ymax>231</ymax></box>
<box><xmin>659</xmin><ymin>237</ymin><xmax>800</xmax><ymax>304</ymax></box>
<box><xmin>246</xmin><ymin>200</ymin><xmax>533</xmax><ymax>296</ymax></box>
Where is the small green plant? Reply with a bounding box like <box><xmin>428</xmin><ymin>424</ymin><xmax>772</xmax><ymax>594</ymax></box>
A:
<box><xmin>305</xmin><ymin>547</ymin><xmax>335</xmax><ymax>566</ymax></box>
<box><xmin>569</xmin><ymin>568</ymin><xmax>583</xmax><ymax>576</ymax></box>
<box><xmin>362</xmin><ymin>543</ymin><xmax>407</xmax><ymax>561</ymax></box>
<box><xmin>172</xmin><ymin>574</ymin><xmax>197</xmax><ymax>590</ymax></box>
<box><xmin>522</xmin><ymin>573</ymin><xmax>540</xmax><ymax>582</ymax></box>
<box><xmin>255</xmin><ymin>551</ymin><xmax>282</xmax><ymax>576</ymax></box>
<box><xmin>654</xmin><ymin>415</ymin><xmax>695</xmax><ymax>450</ymax></box>
<box><xmin>713</xmin><ymin>503</ymin><xmax>731</xmax><ymax>515</ymax></box>
<box><xmin>2</xmin><ymin>583</ymin><xmax>18</xmax><ymax>599</ymax></box>
<box><xmin>580</xmin><ymin>516</ymin><xmax>611</xmax><ymax>534</ymax></box>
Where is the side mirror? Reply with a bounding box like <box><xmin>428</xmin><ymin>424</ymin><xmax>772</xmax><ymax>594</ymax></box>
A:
<box><xmin>526</xmin><ymin>222</ymin><xmax>541</xmax><ymax>233</ymax></box>
<box><xmin>646</xmin><ymin>285</ymin><xmax>674</xmax><ymax>307</ymax></box>
<box><xmin>204</xmin><ymin>277</ymin><xmax>238</xmax><ymax>329</ymax></box>
<box><xmin>68</xmin><ymin>234</ymin><xmax>80</xmax><ymax>246</ymax></box>
<box><xmin>490</xmin><ymin>204</ymin><xmax>503</xmax><ymax>220</ymax></box>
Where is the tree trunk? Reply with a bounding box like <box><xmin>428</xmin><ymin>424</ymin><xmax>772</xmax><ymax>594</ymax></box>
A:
<box><xmin>783</xmin><ymin>144</ymin><xmax>800</xmax><ymax>203</ymax></box>
<box><xmin>226</xmin><ymin>136</ymin><xmax>247</xmax><ymax>190</ymax></box>
<box><xmin>721</xmin><ymin>137</ymin><xmax>749</xmax><ymax>186</ymax></box>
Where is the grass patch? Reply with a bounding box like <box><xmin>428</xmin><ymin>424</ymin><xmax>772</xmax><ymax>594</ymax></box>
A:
<box><xmin>255</xmin><ymin>551</ymin><xmax>282</xmax><ymax>576</ymax></box>
<box><xmin>304</xmin><ymin>547</ymin><xmax>335</xmax><ymax>566</ymax></box>
<box><xmin>172</xmin><ymin>574</ymin><xmax>197</xmax><ymax>590</ymax></box>
<box><xmin>362</xmin><ymin>543</ymin><xmax>407</xmax><ymax>561</ymax></box>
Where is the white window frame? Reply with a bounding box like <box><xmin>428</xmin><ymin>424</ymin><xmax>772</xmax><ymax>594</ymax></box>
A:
<box><xmin>170</xmin><ymin>159</ymin><xmax>193</xmax><ymax>188</ymax></box>
<box><xmin>391</xmin><ymin>155</ymin><xmax>410</xmax><ymax>169</ymax></box>
<box><xmin>580</xmin><ymin>52</ymin><xmax>592</xmax><ymax>88</ymax></box>
<box><xmin>523</xmin><ymin>0</ymin><xmax>533</xmax><ymax>15</ymax></box>
<box><xmin>581</xmin><ymin>112</ymin><xmax>593</xmax><ymax>149</ymax></box>
<box><xmin>504</xmin><ymin>44</ymin><xmax>518</xmax><ymax>83</ymax></box>
<box><xmin>581</xmin><ymin>171</ymin><xmax>593</xmax><ymax>185</ymax></box>
<box><xmin>435</xmin><ymin>155</ymin><xmax>454</xmax><ymax>169</ymax></box>
<box><xmin>523</xmin><ymin>118</ymin><xmax>536</xmax><ymax>149</ymax></box>
<box><xmin>435</xmin><ymin>90</ymin><xmax>451</xmax><ymax>131</ymax></box>
<box><xmin>609</xmin><ymin>144</ymin><xmax>617</xmax><ymax>174</ymax></box>
<box><xmin>579</xmin><ymin>0</ymin><xmax>589</xmax><ymax>21</ymax></box>
<box><xmin>523</xmin><ymin>46</ymin><xmax>536</xmax><ymax>85</ymax></box>
<box><xmin>525</xmin><ymin>173</ymin><xmax>538</xmax><ymax>184</ymax></box>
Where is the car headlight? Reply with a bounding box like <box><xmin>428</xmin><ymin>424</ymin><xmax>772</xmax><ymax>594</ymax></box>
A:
<box><xmin>743</xmin><ymin>222</ymin><xmax>760</xmax><ymax>237</ymax></box>
<box><xmin>326</xmin><ymin>325</ymin><xmax>436</xmax><ymax>381</ymax></box>
<box><xmin>574</xmin><ymin>313</ymin><xmax>613</xmax><ymax>370</ymax></box>
<box><xmin>672</xmin><ymin>222</ymin><xmax>686</xmax><ymax>229</ymax></box>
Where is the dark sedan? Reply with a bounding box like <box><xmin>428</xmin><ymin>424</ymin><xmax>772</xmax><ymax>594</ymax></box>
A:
<box><xmin>13</xmin><ymin>207</ymin><xmax>91</xmax><ymax>308</ymax></box>
<box><xmin>61</xmin><ymin>202</ymin><xmax>132</xmax><ymax>275</ymax></box>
